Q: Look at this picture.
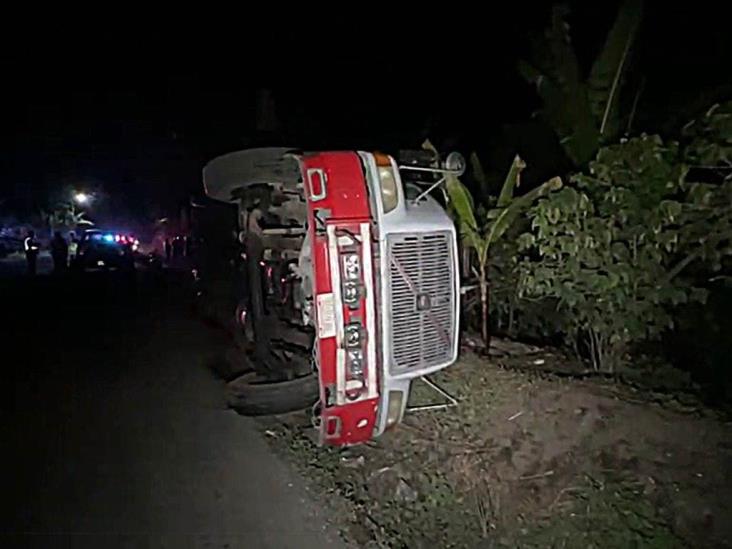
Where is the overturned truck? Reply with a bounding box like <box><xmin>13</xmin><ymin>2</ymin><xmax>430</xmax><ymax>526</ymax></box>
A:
<box><xmin>202</xmin><ymin>148</ymin><xmax>462</xmax><ymax>445</ymax></box>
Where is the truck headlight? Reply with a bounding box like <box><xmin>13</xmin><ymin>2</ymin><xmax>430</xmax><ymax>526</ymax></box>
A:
<box><xmin>345</xmin><ymin>322</ymin><xmax>362</xmax><ymax>348</ymax></box>
<box><xmin>347</xmin><ymin>349</ymin><xmax>364</xmax><ymax>377</ymax></box>
<box><xmin>377</xmin><ymin>166</ymin><xmax>399</xmax><ymax>214</ymax></box>
<box><xmin>342</xmin><ymin>253</ymin><xmax>360</xmax><ymax>280</ymax></box>
<box><xmin>343</xmin><ymin>281</ymin><xmax>360</xmax><ymax>306</ymax></box>
<box><xmin>374</xmin><ymin>152</ymin><xmax>399</xmax><ymax>214</ymax></box>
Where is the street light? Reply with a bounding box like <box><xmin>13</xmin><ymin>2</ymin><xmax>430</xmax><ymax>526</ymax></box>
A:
<box><xmin>73</xmin><ymin>192</ymin><xmax>90</xmax><ymax>205</ymax></box>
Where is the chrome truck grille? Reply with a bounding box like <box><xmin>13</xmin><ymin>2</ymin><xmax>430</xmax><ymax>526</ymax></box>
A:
<box><xmin>387</xmin><ymin>231</ymin><xmax>456</xmax><ymax>373</ymax></box>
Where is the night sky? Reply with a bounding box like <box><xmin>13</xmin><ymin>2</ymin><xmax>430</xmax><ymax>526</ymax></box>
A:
<box><xmin>1</xmin><ymin>2</ymin><xmax>729</xmax><ymax>225</ymax></box>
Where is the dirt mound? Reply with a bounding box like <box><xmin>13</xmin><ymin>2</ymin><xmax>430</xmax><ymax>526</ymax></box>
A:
<box><xmin>265</xmin><ymin>351</ymin><xmax>732</xmax><ymax>547</ymax></box>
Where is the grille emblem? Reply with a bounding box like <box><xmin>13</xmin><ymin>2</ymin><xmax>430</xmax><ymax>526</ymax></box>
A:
<box><xmin>416</xmin><ymin>293</ymin><xmax>432</xmax><ymax>311</ymax></box>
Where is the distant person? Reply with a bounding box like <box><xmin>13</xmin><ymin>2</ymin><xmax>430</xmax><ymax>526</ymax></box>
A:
<box><xmin>50</xmin><ymin>231</ymin><xmax>68</xmax><ymax>273</ymax></box>
<box><xmin>68</xmin><ymin>232</ymin><xmax>79</xmax><ymax>265</ymax></box>
<box><xmin>172</xmin><ymin>236</ymin><xmax>184</xmax><ymax>259</ymax></box>
<box><xmin>23</xmin><ymin>230</ymin><xmax>39</xmax><ymax>275</ymax></box>
<box><xmin>184</xmin><ymin>235</ymin><xmax>192</xmax><ymax>257</ymax></box>
<box><xmin>164</xmin><ymin>238</ymin><xmax>172</xmax><ymax>263</ymax></box>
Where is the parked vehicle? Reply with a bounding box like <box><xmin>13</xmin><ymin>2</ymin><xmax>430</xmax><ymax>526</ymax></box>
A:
<box><xmin>0</xmin><ymin>236</ymin><xmax>23</xmax><ymax>258</ymax></box>
<box><xmin>73</xmin><ymin>229</ymin><xmax>137</xmax><ymax>272</ymax></box>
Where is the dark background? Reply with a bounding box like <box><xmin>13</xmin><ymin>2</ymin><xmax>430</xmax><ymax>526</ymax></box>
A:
<box><xmin>1</xmin><ymin>2</ymin><xmax>729</xmax><ymax>225</ymax></box>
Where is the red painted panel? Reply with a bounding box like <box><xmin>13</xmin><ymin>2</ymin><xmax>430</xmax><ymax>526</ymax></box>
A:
<box><xmin>302</xmin><ymin>152</ymin><xmax>379</xmax><ymax>446</ymax></box>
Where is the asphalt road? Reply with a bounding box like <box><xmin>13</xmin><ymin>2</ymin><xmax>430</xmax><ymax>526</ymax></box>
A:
<box><xmin>0</xmin><ymin>269</ymin><xmax>346</xmax><ymax>549</ymax></box>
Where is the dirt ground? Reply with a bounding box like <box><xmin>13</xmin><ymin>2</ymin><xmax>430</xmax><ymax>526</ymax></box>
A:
<box><xmin>10</xmin><ymin>262</ymin><xmax>728</xmax><ymax>547</ymax></box>
<box><xmin>263</xmin><ymin>348</ymin><xmax>732</xmax><ymax>548</ymax></box>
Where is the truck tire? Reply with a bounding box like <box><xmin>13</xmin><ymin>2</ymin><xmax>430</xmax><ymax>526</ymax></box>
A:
<box><xmin>227</xmin><ymin>371</ymin><xmax>319</xmax><ymax>416</ymax></box>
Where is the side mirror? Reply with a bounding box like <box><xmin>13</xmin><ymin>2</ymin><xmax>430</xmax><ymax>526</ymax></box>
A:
<box><xmin>443</xmin><ymin>152</ymin><xmax>466</xmax><ymax>177</ymax></box>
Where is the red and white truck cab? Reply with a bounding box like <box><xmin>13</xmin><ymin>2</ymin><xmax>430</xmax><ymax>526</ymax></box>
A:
<box><xmin>202</xmin><ymin>148</ymin><xmax>462</xmax><ymax>446</ymax></box>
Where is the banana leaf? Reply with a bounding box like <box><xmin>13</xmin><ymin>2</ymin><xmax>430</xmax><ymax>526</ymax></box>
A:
<box><xmin>496</xmin><ymin>155</ymin><xmax>527</xmax><ymax>210</ymax></box>
<box><xmin>486</xmin><ymin>177</ymin><xmax>563</xmax><ymax>249</ymax></box>
<box><xmin>445</xmin><ymin>173</ymin><xmax>481</xmax><ymax>251</ymax></box>
<box><xmin>588</xmin><ymin>0</ymin><xmax>643</xmax><ymax>136</ymax></box>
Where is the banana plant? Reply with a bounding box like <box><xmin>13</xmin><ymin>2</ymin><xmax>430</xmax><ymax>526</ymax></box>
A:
<box><xmin>519</xmin><ymin>0</ymin><xmax>643</xmax><ymax>165</ymax></box>
<box><xmin>42</xmin><ymin>202</ymin><xmax>93</xmax><ymax>235</ymax></box>
<box><xmin>445</xmin><ymin>152</ymin><xmax>562</xmax><ymax>349</ymax></box>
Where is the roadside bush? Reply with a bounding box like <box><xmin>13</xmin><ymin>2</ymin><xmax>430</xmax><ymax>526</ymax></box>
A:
<box><xmin>515</xmin><ymin>134</ymin><xmax>732</xmax><ymax>371</ymax></box>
